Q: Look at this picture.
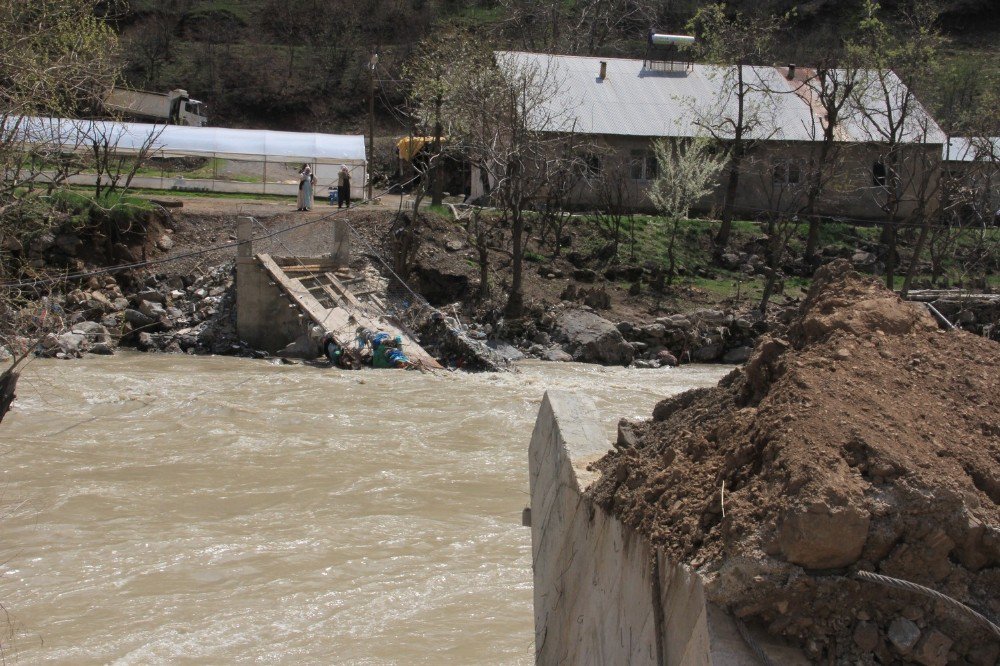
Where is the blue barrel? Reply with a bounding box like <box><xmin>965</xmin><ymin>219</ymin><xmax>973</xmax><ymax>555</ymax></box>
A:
<box><xmin>329</xmin><ymin>189</ymin><xmax>339</xmax><ymax>205</ymax></box>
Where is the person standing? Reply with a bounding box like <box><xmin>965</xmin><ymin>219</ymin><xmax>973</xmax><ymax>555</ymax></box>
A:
<box><xmin>337</xmin><ymin>165</ymin><xmax>352</xmax><ymax>209</ymax></box>
<box><xmin>297</xmin><ymin>164</ymin><xmax>315</xmax><ymax>211</ymax></box>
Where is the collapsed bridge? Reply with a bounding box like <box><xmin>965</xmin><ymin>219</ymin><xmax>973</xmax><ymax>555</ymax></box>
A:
<box><xmin>234</xmin><ymin>217</ymin><xmax>441</xmax><ymax>369</ymax></box>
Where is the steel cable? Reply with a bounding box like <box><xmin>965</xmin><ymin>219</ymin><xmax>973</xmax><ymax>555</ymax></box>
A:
<box><xmin>854</xmin><ymin>570</ymin><xmax>1000</xmax><ymax>640</ymax></box>
<box><xmin>732</xmin><ymin>613</ymin><xmax>776</xmax><ymax>666</ymax></box>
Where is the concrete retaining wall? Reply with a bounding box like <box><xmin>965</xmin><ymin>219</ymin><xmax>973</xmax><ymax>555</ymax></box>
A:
<box><xmin>528</xmin><ymin>391</ymin><xmax>807</xmax><ymax>665</ymax></box>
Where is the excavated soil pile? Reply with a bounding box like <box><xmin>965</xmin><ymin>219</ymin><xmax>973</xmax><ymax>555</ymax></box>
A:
<box><xmin>588</xmin><ymin>260</ymin><xmax>1000</xmax><ymax>665</ymax></box>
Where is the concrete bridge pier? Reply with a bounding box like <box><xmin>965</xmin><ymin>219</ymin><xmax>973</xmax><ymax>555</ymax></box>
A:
<box><xmin>236</xmin><ymin>218</ymin><xmax>308</xmax><ymax>352</ymax></box>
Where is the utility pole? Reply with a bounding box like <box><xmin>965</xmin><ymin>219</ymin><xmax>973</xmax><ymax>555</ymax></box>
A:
<box><xmin>367</xmin><ymin>51</ymin><xmax>379</xmax><ymax>202</ymax></box>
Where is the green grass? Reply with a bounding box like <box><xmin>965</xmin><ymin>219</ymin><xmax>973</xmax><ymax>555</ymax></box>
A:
<box><xmin>423</xmin><ymin>203</ymin><xmax>453</xmax><ymax>218</ymax></box>
<box><xmin>67</xmin><ymin>185</ymin><xmax>290</xmax><ymax>203</ymax></box>
<box><xmin>446</xmin><ymin>4</ymin><xmax>506</xmax><ymax>26</ymax></box>
<box><xmin>54</xmin><ymin>188</ymin><xmax>155</xmax><ymax>213</ymax></box>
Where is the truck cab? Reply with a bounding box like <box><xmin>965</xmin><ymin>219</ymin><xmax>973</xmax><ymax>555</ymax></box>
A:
<box><xmin>178</xmin><ymin>97</ymin><xmax>208</xmax><ymax>127</ymax></box>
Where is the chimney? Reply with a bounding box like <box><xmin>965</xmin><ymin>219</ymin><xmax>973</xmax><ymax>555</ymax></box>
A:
<box><xmin>786</xmin><ymin>63</ymin><xmax>796</xmax><ymax>80</ymax></box>
<box><xmin>599</xmin><ymin>61</ymin><xmax>607</xmax><ymax>80</ymax></box>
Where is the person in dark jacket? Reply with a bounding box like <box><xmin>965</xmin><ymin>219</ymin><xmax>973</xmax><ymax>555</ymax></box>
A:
<box><xmin>338</xmin><ymin>165</ymin><xmax>352</xmax><ymax>209</ymax></box>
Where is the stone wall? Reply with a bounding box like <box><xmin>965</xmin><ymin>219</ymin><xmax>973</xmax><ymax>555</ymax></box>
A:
<box><xmin>528</xmin><ymin>391</ymin><xmax>807</xmax><ymax>665</ymax></box>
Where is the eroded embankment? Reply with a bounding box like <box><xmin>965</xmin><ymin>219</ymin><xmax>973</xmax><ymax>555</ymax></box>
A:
<box><xmin>588</xmin><ymin>260</ymin><xmax>1000</xmax><ymax>665</ymax></box>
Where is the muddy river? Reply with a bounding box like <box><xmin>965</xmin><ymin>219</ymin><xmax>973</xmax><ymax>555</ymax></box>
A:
<box><xmin>0</xmin><ymin>355</ymin><xmax>729</xmax><ymax>664</ymax></box>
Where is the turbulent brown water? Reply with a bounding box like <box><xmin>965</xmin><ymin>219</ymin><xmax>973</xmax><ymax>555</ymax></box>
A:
<box><xmin>0</xmin><ymin>355</ymin><xmax>729</xmax><ymax>664</ymax></box>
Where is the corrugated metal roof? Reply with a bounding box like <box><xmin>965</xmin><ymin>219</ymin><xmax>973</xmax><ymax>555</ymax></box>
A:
<box><xmin>9</xmin><ymin>116</ymin><xmax>367</xmax><ymax>162</ymax></box>
<box><xmin>838</xmin><ymin>69</ymin><xmax>947</xmax><ymax>145</ymax></box>
<box><xmin>500</xmin><ymin>52</ymin><xmax>946</xmax><ymax>145</ymax></box>
<box><xmin>943</xmin><ymin>136</ymin><xmax>1000</xmax><ymax>162</ymax></box>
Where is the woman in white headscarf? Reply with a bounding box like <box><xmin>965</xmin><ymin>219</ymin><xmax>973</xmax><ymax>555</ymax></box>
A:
<box><xmin>297</xmin><ymin>164</ymin><xmax>315</xmax><ymax>211</ymax></box>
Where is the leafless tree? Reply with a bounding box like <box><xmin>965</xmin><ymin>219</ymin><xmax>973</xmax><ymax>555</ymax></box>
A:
<box><xmin>499</xmin><ymin>0</ymin><xmax>656</xmax><ymax>55</ymax></box>
<box><xmin>687</xmin><ymin>3</ymin><xmax>784</xmax><ymax>252</ymax></box>
<box><xmin>445</xmin><ymin>50</ymin><xmax>590</xmax><ymax>317</ymax></box>
<box><xmin>750</xmin><ymin>153</ymin><xmax>808</xmax><ymax>313</ymax></box>
<box><xmin>592</xmin><ymin>164</ymin><xmax>637</xmax><ymax>261</ymax></box>
<box><xmin>847</xmin><ymin>0</ymin><xmax>943</xmax><ymax>292</ymax></box>
<box><xmin>84</xmin><ymin>121</ymin><xmax>164</xmax><ymax>201</ymax></box>
<box><xmin>793</xmin><ymin>64</ymin><xmax>863</xmax><ymax>264</ymax></box>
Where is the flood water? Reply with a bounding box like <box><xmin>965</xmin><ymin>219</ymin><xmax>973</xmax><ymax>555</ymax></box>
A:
<box><xmin>0</xmin><ymin>355</ymin><xmax>729</xmax><ymax>664</ymax></box>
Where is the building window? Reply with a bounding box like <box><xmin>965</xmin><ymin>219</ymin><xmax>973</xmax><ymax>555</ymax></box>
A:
<box><xmin>582</xmin><ymin>153</ymin><xmax>601</xmax><ymax>177</ymax></box>
<box><xmin>772</xmin><ymin>158</ymin><xmax>802</xmax><ymax>185</ymax></box>
<box><xmin>630</xmin><ymin>150</ymin><xmax>657</xmax><ymax>181</ymax></box>
<box><xmin>872</xmin><ymin>161</ymin><xmax>887</xmax><ymax>187</ymax></box>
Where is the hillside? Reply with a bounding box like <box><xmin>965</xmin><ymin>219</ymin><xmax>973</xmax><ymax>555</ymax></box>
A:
<box><xmin>112</xmin><ymin>0</ymin><xmax>1000</xmax><ymax>136</ymax></box>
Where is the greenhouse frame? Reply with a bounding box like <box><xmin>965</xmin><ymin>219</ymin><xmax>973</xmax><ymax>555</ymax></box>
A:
<box><xmin>14</xmin><ymin>116</ymin><xmax>367</xmax><ymax>200</ymax></box>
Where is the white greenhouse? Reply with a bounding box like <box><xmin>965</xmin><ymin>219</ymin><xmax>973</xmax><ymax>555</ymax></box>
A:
<box><xmin>13</xmin><ymin>116</ymin><xmax>367</xmax><ymax>200</ymax></box>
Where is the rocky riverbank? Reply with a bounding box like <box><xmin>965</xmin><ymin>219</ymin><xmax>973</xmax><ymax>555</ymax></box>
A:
<box><xmin>5</xmin><ymin>200</ymin><xmax>996</xmax><ymax>369</ymax></box>
<box><xmin>15</xmin><ymin>262</ymin><xmax>258</xmax><ymax>360</ymax></box>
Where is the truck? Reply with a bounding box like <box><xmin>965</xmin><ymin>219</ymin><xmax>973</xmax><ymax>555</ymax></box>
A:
<box><xmin>103</xmin><ymin>88</ymin><xmax>208</xmax><ymax>127</ymax></box>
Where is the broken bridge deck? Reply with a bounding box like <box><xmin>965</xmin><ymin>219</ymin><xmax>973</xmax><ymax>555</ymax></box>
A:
<box><xmin>256</xmin><ymin>253</ymin><xmax>442</xmax><ymax>369</ymax></box>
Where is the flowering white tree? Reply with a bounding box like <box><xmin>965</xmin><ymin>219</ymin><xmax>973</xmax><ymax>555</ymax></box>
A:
<box><xmin>648</xmin><ymin>137</ymin><xmax>727</xmax><ymax>285</ymax></box>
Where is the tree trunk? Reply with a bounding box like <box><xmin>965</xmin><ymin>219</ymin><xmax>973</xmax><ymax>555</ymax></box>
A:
<box><xmin>477</xmin><ymin>240</ymin><xmax>490</xmax><ymax>300</ymax></box>
<box><xmin>804</xmin><ymin>219</ymin><xmax>821</xmax><ymax>264</ymax></box>
<box><xmin>884</xmin><ymin>219</ymin><xmax>897</xmax><ymax>290</ymax></box>
<box><xmin>901</xmin><ymin>213</ymin><xmax>931</xmax><ymax>297</ymax></box>
<box><xmin>505</xmin><ymin>213</ymin><xmax>525</xmax><ymax>318</ymax></box>
<box><xmin>759</xmin><ymin>266</ymin><xmax>779</xmax><ymax>315</ymax></box>
<box><xmin>716</xmin><ymin>155</ymin><xmax>741</xmax><ymax>250</ymax></box>
<box><xmin>431</xmin><ymin>107</ymin><xmax>444</xmax><ymax>207</ymax></box>
<box><xmin>666</xmin><ymin>218</ymin><xmax>679</xmax><ymax>286</ymax></box>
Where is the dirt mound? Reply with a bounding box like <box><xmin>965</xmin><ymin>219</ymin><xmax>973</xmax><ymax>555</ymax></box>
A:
<box><xmin>588</xmin><ymin>260</ymin><xmax>1000</xmax><ymax>664</ymax></box>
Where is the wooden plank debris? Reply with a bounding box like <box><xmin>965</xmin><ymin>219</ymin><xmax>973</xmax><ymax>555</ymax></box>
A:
<box><xmin>256</xmin><ymin>254</ymin><xmax>441</xmax><ymax>369</ymax></box>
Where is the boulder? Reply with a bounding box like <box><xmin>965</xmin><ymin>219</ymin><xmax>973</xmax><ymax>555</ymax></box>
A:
<box><xmin>29</xmin><ymin>232</ymin><xmax>55</xmax><ymax>254</ymax></box>
<box><xmin>887</xmin><ymin>617</ymin><xmax>921</xmax><ymax>654</ymax></box>
<box><xmin>125</xmin><ymin>308</ymin><xmax>156</xmax><ymax>328</ymax></box>
<box><xmin>54</xmin><ymin>233</ymin><xmax>82</xmax><ymax>255</ymax></box>
<box><xmin>139</xmin><ymin>300</ymin><xmax>166</xmax><ymax>319</ymax></box>
<box><xmin>542</xmin><ymin>348</ymin><xmax>573</xmax><ymax>362</ymax></box>
<box><xmin>89</xmin><ymin>342</ymin><xmax>115</xmax><ymax>355</ymax></box>
<box><xmin>156</xmin><ymin>235</ymin><xmax>174</xmax><ymax>251</ymax></box>
<box><xmin>582</xmin><ymin>287</ymin><xmax>611</xmax><ymax>310</ymax></box>
<box><xmin>276</xmin><ymin>333</ymin><xmax>319</xmax><ymax>359</ymax></box>
<box><xmin>572</xmin><ymin>268</ymin><xmax>597</xmax><ymax>283</ymax></box>
<box><xmin>853</xmin><ymin>621</ymin><xmax>879</xmax><ymax>653</ymax></box>
<box><xmin>658</xmin><ymin>314</ymin><xmax>692</xmax><ymax>329</ymax></box>
<box><xmin>852</xmin><ymin>250</ymin><xmax>879</xmax><ymax>269</ymax></box>
<box><xmin>555</xmin><ymin>309</ymin><xmax>634</xmax><ymax>366</ymax></box>
<box><xmin>136</xmin><ymin>289</ymin><xmax>166</xmax><ymax>304</ymax></box>
<box><xmin>722</xmin><ymin>346</ymin><xmax>753</xmax><ymax>364</ymax></box>
<box><xmin>777</xmin><ymin>503</ymin><xmax>870</xmax><ymax>569</ymax></box>
<box><xmin>638</xmin><ymin>323</ymin><xmax>667</xmax><ymax>341</ymax></box>
<box><xmin>692</xmin><ymin>343</ymin><xmax>723</xmax><ymax>362</ymax></box>
<box><xmin>913</xmin><ymin>629</ymin><xmax>952</xmax><ymax>666</ymax></box>
<box><xmin>689</xmin><ymin>309</ymin><xmax>728</xmax><ymax>325</ymax></box>
<box><xmin>657</xmin><ymin>350</ymin><xmax>679</xmax><ymax>367</ymax></box>
<box><xmin>486</xmin><ymin>340</ymin><xmax>526</xmax><ymax>362</ymax></box>
<box><xmin>136</xmin><ymin>332</ymin><xmax>156</xmax><ymax>351</ymax></box>
<box><xmin>55</xmin><ymin>332</ymin><xmax>87</xmax><ymax>356</ymax></box>
<box><xmin>70</xmin><ymin>322</ymin><xmax>111</xmax><ymax>345</ymax></box>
